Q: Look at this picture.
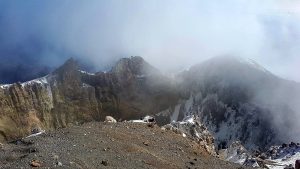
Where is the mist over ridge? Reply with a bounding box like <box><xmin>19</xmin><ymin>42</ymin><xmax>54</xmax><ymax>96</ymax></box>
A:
<box><xmin>0</xmin><ymin>0</ymin><xmax>300</xmax><ymax>83</ymax></box>
<box><xmin>1</xmin><ymin>2</ymin><xmax>300</xmax><ymax>168</ymax></box>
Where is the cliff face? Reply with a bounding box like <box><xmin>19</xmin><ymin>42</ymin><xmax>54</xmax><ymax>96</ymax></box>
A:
<box><xmin>0</xmin><ymin>56</ymin><xmax>179</xmax><ymax>142</ymax></box>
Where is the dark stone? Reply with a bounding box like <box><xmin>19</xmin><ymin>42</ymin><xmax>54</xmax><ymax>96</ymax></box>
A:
<box><xmin>259</xmin><ymin>153</ymin><xmax>267</xmax><ymax>160</ymax></box>
<box><xmin>101</xmin><ymin>160</ymin><xmax>108</xmax><ymax>166</ymax></box>
<box><xmin>295</xmin><ymin>160</ymin><xmax>300</xmax><ymax>169</ymax></box>
<box><xmin>31</xmin><ymin>128</ymin><xmax>40</xmax><ymax>134</ymax></box>
<box><xmin>189</xmin><ymin>161</ymin><xmax>195</xmax><ymax>165</ymax></box>
<box><xmin>218</xmin><ymin>141</ymin><xmax>227</xmax><ymax>150</ymax></box>
<box><xmin>284</xmin><ymin>164</ymin><xmax>295</xmax><ymax>169</ymax></box>
<box><xmin>143</xmin><ymin>141</ymin><xmax>149</xmax><ymax>146</ymax></box>
<box><xmin>147</xmin><ymin>123</ymin><xmax>155</xmax><ymax>128</ymax></box>
<box><xmin>29</xmin><ymin>147</ymin><xmax>37</xmax><ymax>153</ymax></box>
<box><xmin>290</xmin><ymin>142</ymin><xmax>297</xmax><ymax>147</ymax></box>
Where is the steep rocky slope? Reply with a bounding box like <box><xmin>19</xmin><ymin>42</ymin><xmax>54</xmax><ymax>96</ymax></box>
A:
<box><xmin>158</xmin><ymin>56</ymin><xmax>300</xmax><ymax>150</ymax></box>
<box><xmin>0</xmin><ymin>56</ymin><xmax>179</xmax><ymax>142</ymax></box>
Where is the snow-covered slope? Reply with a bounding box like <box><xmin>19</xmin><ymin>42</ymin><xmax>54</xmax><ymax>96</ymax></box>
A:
<box><xmin>0</xmin><ymin>84</ymin><xmax>12</xmax><ymax>89</ymax></box>
<box><xmin>21</xmin><ymin>76</ymin><xmax>49</xmax><ymax>87</ymax></box>
<box><xmin>0</xmin><ymin>75</ymin><xmax>50</xmax><ymax>88</ymax></box>
<box><xmin>265</xmin><ymin>143</ymin><xmax>300</xmax><ymax>169</ymax></box>
<box><xmin>161</xmin><ymin>92</ymin><xmax>276</xmax><ymax>150</ymax></box>
<box><xmin>219</xmin><ymin>141</ymin><xmax>254</xmax><ymax>166</ymax></box>
<box><xmin>0</xmin><ymin>69</ymin><xmax>96</xmax><ymax>89</ymax></box>
<box><xmin>164</xmin><ymin>56</ymin><xmax>300</xmax><ymax>151</ymax></box>
<box><xmin>218</xmin><ymin>141</ymin><xmax>300</xmax><ymax>168</ymax></box>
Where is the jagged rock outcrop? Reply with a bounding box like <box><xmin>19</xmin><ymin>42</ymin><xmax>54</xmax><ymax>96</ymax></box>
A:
<box><xmin>218</xmin><ymin>141</ymin><xmax>253</xmax><ymax>166</ymax></box>
<box><xmin>0</xmin><ymin>56</ymin><xmax>179</xmax><ymax>142</ymax></box>
<box><xmin>220</xmin><ymin>141</ymin><xmax>300</xmax><ymax>168</ymax></box>
<box><xmin>162</xmin><ymin>115</ymin><xmax>216</xmax><ymax>155</ymax></box>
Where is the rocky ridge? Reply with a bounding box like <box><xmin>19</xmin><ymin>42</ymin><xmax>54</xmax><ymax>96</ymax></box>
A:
<box><xmin>0</xmin><ymin>56</ymin><xmax>179</xmax><ymax>142</ymax></box>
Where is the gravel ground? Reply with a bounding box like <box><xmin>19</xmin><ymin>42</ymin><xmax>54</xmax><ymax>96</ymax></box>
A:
<box><xmin>0</xmin><ymin>122</ymin><xmax>250</xmax><ymax>169</ymax></box>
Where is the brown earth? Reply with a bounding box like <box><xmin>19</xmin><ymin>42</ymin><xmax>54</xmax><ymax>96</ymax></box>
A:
<box><xmin>0</xmin><ymin>122</ymin><xmax>250</xmax><ymax>169</ymax></box>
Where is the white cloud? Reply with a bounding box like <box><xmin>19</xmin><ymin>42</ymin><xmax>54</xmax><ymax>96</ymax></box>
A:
<box><xmin>0</xmin><ymin>0</ymin><xmax>300</xmax><ymax>81</ymax></box>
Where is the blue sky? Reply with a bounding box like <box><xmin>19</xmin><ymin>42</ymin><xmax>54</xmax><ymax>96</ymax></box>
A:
<box><xmin>0</xmin><ymin>0</ymin><xmax>299</xmax><ymax>82</ymax></box>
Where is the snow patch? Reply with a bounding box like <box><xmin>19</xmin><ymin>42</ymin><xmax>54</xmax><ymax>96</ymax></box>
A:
<box><xmin>129</xmin><ymin>115</ymin><xmax>155</xmax><ymax>123</ymax></box>
<box><xmin>82</xmin><ymin>83</ymin><xmax>92</xmax><ymax>88</ymax></box>
<box><xmin>0</xmin><ymin>84</ymin><xmax>12</xmax><ymax>89</ymax></box>
<box><xmin>136</xmin><ymin>74</ymin><xmax>146</xmax><ymax>78</ymax></box>
<box><xmin>1</xmin><ymin>75</ymin><xmax>51</xmax><ymax>89</ymax></box>
<box><xmin>79</xmin><ymin>70</ymin><xmax>95</xmax><ymax>76</ymax></box>
<box><xmin>179</xmin><ymin>115</ymin><xmax>195</xmax><ymax>125</ymax></box>
<box><xmin>130</xmin><ymin>120</ymin><xmax>147</xmax><ymax>123</ymax></box>
<box><xmin>25</xmin><ymin>130</ymin><xmax>45</xmax><ymax>138</ymax></box>
<box><xmin>21</xmin><ymin>76</ymin><xmax>49</xmax><ymax>87</ymax></box>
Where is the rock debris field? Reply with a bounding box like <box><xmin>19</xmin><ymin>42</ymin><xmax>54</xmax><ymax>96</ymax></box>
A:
<box><xmin>0</xmin><ymin>122</ymin><xmax>250</xmax><ymax>169</ymax></box>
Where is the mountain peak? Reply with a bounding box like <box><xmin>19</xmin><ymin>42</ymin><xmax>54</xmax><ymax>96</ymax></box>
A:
<box><xmin>188</xmin><ymin>56</ymin><xmax>272</xmax><ymax>77</ymax></box>
<box><xmin>62</xmin><ymin>57</ymin><xmax>78</xmax><ymax>69</ymax></box>
<box><xmin>53</xmin><ymin>58</ymin><xmax>79</xmax><ymax>74</ymax></box>
<box><xmin>210</xmin><ymin>56</ymin><xmax>270</xmax><ymax>73</ymax></box>
<box><xmin>52</xmin><ymin>57</ymin><xmax>81</xmax><ymax>83</ymax></box>
<box><xmin>111</xmin><ymin>56</ymin><xmax>159</xmax><ymax>77</ymax></box>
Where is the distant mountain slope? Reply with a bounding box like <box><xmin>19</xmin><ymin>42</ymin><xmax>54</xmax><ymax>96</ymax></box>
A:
<box><xmin>165</xmin><ymin>56</ymin><xmax>300</xmax><ymax>150</ymax></box>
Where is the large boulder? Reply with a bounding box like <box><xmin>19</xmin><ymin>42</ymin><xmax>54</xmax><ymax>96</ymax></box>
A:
<box><xmin>104</xmin><ymin>116</ymin><xmax>117</xmax><ymax>123</ymax></box>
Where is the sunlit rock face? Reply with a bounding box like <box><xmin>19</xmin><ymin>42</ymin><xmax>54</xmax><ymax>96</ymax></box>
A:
<box><xmin>0</xmin><ymin>56</ymin><xmax>179</xmax><ymax>142</ymax></box>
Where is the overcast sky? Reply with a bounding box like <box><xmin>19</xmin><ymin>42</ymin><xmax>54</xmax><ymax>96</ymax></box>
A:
<box><xmin>0</xmin><ymin>0</ymin><xmax>299</xmax><ymax>83</ymax></box>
